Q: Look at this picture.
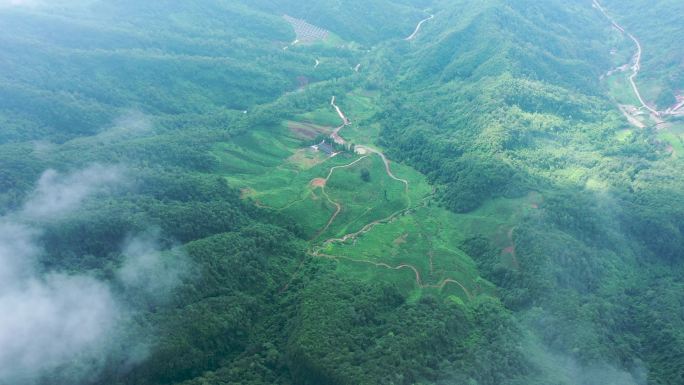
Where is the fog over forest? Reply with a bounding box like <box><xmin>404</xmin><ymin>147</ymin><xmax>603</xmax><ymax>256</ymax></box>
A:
<box><xmin>0</xmin><ymin>1</ymin><xmax>682</xmax><ymax>384</ymax></box>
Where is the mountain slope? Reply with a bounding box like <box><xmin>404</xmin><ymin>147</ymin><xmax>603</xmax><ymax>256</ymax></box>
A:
<box><xmin>0</xmin><ymin>1</ymin><xmax>682</xmax><ymax>385</ymax></box>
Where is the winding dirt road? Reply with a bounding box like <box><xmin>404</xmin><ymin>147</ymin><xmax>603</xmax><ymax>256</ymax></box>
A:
<box><xmin>330</xmin><ymin>96</ymin><xmax>351</xmax><ymax>145</ymax></box>
<box><xmin>405</xmin><ymin>14</ymin><xmax>434</xmax><ymax>41</ymax></box>
<box><xmin>306</xmin><ymin>98</ymin><xmax>470</xmax><ymax>296</ymax></box>
<box><xmin>312</xmin><ymin>156</ymin><xmax>370</xmax><ymax>240</ymax></box>
<box><xmin>281</xmin><ymin>97</ymin><xmax>470</xmax><ymax>295</ymax></box>
<box><xmin>355</xmin><ymin>145</ymin><xmax>409</xmax><ymax>199</ymax></box>
<box><xmin>593</xmin><ymin>0</ymin><xmax>659</xmax><ymax>116</ymax></box>
<box><xmin>318</xmin><ymin>253</ymin><xmax>473</xmax><ymax>299</ymax></box>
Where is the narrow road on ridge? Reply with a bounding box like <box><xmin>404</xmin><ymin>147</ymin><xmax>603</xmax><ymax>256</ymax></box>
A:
<box><xmin>330</xmin><ymin>96</ymin><xmax>350</xmax><ymax>145</ymax></box>
<box><xmin>592</xmin><ymin>0</ymin><xmax>663</xmax><ymax>117</ymax></box>
<box><xmin>355</xmin><ymin>145</ymin><xmax>409</xmax><ymax>198</ymax></box>
<box><xmin>405</xmin><ymin>14</ymin><xmax>434</xmax><ymax>41</ymax></box>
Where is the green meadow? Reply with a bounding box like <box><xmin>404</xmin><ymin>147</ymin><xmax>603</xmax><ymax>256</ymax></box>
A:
<box><xmin>210</xmin><ymin>92</ymin><xmax>508</xmax><ymax>301</ymax></box>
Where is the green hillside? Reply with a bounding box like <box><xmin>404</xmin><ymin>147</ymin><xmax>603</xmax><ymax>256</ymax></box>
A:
<box><xmin>602</xmin><ymin>0</ymin><xmax>684</xmax><ymax>108</ymax></box>
<box><xmin>0</xmin><ymin>1</ymin><xmax>683</xmax><ymax>385</ymax></box>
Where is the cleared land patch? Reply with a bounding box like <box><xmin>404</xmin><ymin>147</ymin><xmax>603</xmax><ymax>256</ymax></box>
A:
<box><xmin>283</xmin><ymin>15</ymin><xmax>329</xmax><ymax>44</ymax></box>
<box><xmin>287</xmin><ymin>120</ymin><xmax>332</xmax><ymax>140</ymax></box>
<box><xmin>322</xmin><ymin>205</ymin><xmax>497</xmax><ymax>300</ymax></box>
<box><xmin>212</xmin><ymin>91</ymin><xmax>515</xmax><ymax>302</ymax></box>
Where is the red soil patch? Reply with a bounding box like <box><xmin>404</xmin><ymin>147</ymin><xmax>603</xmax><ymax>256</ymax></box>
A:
<box><xmin>310</xmin><ymin>178</ymin><xmax>326</xmax><ymax>188</ymax></box>
<box><xmin>297</xmin><ymin>76</ymin><xmax>309</xmax><ymax>88</ymax></box>
<box><xmin>501</xmin><ymin>245</ymin><xmax>520</xmax><ymax>269</ymax></box>
<box><xmin>499</xmin><ymin>227</ymin><xmax>520</xmax><ymax>269</ymax></box>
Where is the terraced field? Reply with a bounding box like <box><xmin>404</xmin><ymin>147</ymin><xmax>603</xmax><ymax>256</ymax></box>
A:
<box><xmin>210</xmin><ymin>88</ymin><xmax>539</xmax><ymax>301</ymax></box>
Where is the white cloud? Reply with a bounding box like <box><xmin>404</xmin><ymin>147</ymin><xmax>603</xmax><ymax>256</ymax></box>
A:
<box><xmin>0</xmin><ymin>274</ymin><xmax>117</xmax><ymax>384</ymax></box>
<box><xmin>0</xmin><ymin>165</ymin><xmax>125</xmax><ymax>384</ymax></box>
<box><xmin>118</xmin><ymin>232</ymin><xmax>189</xmax><ymax>300</ymax></box>
<box><xmin>0</xmin><ymin>222</ymin><xmax>38</xmax><ymax>290</ymax></box>
<box><xmin>0</xmin><ymin>226</ymin><xmax>118</xmax><ymax>383</ymax></box>
<box><xmin>21</xmin><ymin>164</ymin><xmax>124</xmax><ymax>220</ymax></box>
<box><xmin>0</xmin><ymin>164</ymin><xmax>191</xmax><ymax>383</ymax></box>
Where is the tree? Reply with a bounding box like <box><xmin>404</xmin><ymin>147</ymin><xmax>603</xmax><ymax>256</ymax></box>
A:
<box><xmin>360</xmin><ymin>168</ymin><xmax>371</xmax><ymax>182</ymax></box>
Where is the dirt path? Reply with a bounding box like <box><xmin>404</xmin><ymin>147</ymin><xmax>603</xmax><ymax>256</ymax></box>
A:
<box><xmin>318</xmin><ymin>253</ymin><xmax>473</xmax><ymax>299</ymax></box>
<box><xmin>405</xmin><ymin>14</ymin><xmax>434</xmax><ymax>41</ymax></box>
<box><xmin>502</xmin><ymin>226</ymin><xmax>520</xmax><ymax>269</ymax></box>
<box><xmin>311</xmin><ymin>156</ymin><xmax>370</xmax><ymax>240</ymax></box>
<box><xmin>313</xmin><ymin>198</ymin><xmax>414</xmax><ymax>249</ymax></box>
<box><xmin>618</xmin><ymin>104</ymin><xmax>646</xmax><ymax>128</ymax></box>
<box><xmin>286</xmin><ymin>96</ymin><xmax>470</xmax><ymax>298</ymax></box>
<box><xmin>330</xmin><ymin>96</ymin><xmax>351</xmax><ymax>145</ymax></box>
<box><xmin>316</xmin><ymin>189</ymin><xmax>341</xmax><ymax>239</ymax></box>
<box><xmin>355</xmin><ymin>145</ymin><xmax>410</xmax><ymax>200</ymax></box>
<box><xmin>331</xmin><ymin>125</ymin><xmax>346</xmax><ymax>145</ymax></box>
<box><xmin>331</xmin><ymin>96</ymin><xmax>351</xmax><ymax>125</ymax></box>
<box><xmin>668</xmin><ymin>99</ymin><xmax>684</xmax><ymax>115</ymax></box>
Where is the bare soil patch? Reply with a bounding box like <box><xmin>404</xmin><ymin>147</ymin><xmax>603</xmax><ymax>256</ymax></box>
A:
<box><xmin>393</xmin><ymin>233</ymin><xmax>408</xmax><ymax>245</ymax></box>
<box><xmin>310</xmin><ymin>178</ymin><xmax>327</xmax><ymax>188</ymax></box>
<box><xmin>240</xmin><ymin>188</ymin><xmax>255</xmax><ymax>199</ymax></box>
<box><xmin>287</xmin><ymin>121</ymin><xmax>332</xmax><ymax>140</ymax></box>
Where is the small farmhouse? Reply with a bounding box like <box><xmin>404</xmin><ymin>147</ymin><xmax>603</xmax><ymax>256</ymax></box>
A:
<box><xmin>311</xmin><ymin>140</ymin><xmax>335</xmax><ymax>156</ymax></box>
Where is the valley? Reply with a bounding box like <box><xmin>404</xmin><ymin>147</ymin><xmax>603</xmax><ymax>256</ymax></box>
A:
<box><xmin>210</xmin><ymin>13</ymin><xmax>507</xmax><ymax>301</ymax></box>
<box><xmin>595</xmin><ymin>0</ymin><xmax>684</xmax><ymax>156</ymax></box>
<box><xmin>1</xmin><ymin>1</ymin><xmax>682</xmax><ymax>384</ymax></box>
<box><xmin>213</xmin><ymin>88</ymin><xmax>503</xmax><ymax>300</ymax></box>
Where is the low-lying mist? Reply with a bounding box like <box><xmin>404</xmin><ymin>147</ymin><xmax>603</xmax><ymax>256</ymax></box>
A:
<box><xmin>0</xmin><ymin>164</ymin><xmax>188</xmax><ymax>384</ymax></box>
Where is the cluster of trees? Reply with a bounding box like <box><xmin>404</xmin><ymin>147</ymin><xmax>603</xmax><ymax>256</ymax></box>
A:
<box><xmin>1</xmin><ymin>0</ymin><xmax>682</xmax><ymax>384</ymax></box>
<box><xmin>0</xmin><ymin>0</ymin><xmax>361</xmax><ymax>145</ymax></box>
<box><xmin>364</xmin><ymin>1</ymin><xmax>684</xmax><ymax>383</ymax></box>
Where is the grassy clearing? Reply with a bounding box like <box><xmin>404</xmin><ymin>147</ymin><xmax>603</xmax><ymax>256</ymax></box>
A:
<box><xmin>615</xmin><ymin>128</ymin><xmax>633</xmax><ymax>141</ymax></box>
<box><xmin>295</xmin><ymin>106</ymin><xmax>342</xmax><ymax>127</ymax></box>
<box><xmin>334</xmin><ymin>90</ymin><xmax>383</xmax><ymax>145</ymax></box>
<box><xmin>605</xmin><ymin>74</ymin><xmax>641</xmax><ymax>106</ymax></box>
<box><xmin>282</xmin><ymin>188</ymin><xmax>339</xmax><ymax>236</ymax></box>
<box><xmin>211</xmin><ymin>122</ymin><xmax>360</xmax><ymax>236</ymax></box>
<box><xmin>658</xmin><ymin>122</ymin><xmax>684</xmax><ymax>156</ymax></box>
<box><xmin>325</xmin><ymin>204</ymin><xmax>500</xmax><ymax>300</ymax></box>
<box><xmin>210</xmin><ymin>89</ymin><xmax>514</xmax><ymax>301</ymax></box>
<box><xmin>321</xmin><ymin>155</ymin><xmax>408</xmax><ymax>239</ymax></box>
<box><xmin>323</xmin><ymin>194</ymin><xmax>537</xmax><ymax>299</ymax></box>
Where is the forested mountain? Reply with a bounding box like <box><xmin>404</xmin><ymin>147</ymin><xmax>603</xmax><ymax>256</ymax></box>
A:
<box><xmin>602</xmin><ymin>0</ymin><xmax>684</xmax><ymax>107</ymax></box>
<box><xmin>0</xmin><ymin>1</ymin><xmax>682</xmax><ymax>385</ymax></box>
